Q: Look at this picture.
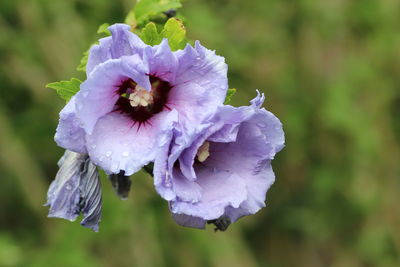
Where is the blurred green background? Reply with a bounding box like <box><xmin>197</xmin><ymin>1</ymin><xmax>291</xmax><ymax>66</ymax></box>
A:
<box><xmin>1</xmin><ymin>0</ymin><xmax>400</xmax><ymax>266</ymax></box>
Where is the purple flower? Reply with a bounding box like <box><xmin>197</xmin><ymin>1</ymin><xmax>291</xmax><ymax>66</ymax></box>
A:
<box><xmin>154</xmin><ymin>91</ymin><xmax>285</xmax><ymax>229</ymax></box>
<box><xmin>55</xmin><ymin>23</ymin><xmax>228</xmax><ymax>175</ymax></box>
<box><xmin>46</xmin><ymin>150</ymin><xmax>102</xmax><ymax>231</ymax></box>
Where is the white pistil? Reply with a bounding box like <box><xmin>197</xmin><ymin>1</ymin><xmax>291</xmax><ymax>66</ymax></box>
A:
<box><xmin>196</xmin><ymin>141</ymin><xmax>210</xmax><ymax>162</ymax></box>
<box><xmin>129</xmin><ymin>85</ymin><xmax>154</xmax><ymax>107</ymax></box>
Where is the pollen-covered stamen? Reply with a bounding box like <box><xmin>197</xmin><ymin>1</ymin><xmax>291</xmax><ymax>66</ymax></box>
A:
<box><xmin>129</xmin><ymin>85</ymin><xmax>154</xmax><ymax>107</ymax></box>
<box><xmin>196</xmin><ymin>141</ymin><xmax>210</xmax><ymax>162</ymax></box>
<box><xmin>115</xmin><ymin>76</ymin><xmax>171</xmax><ymax>124</ymax></box>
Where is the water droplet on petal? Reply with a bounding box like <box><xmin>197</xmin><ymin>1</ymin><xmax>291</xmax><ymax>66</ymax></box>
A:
<box><xmin>66</xmin><ymin>184</ymin><xmax>72</xmax><ymax>190</ymax></box>
<box><xmin>106</xmin><ymin>151</ymin><xmax>112</xmax><ymax>157</ymax></box>
<box><xmin>122</xmin><ymin>151</ymin><xmax>129</xmax><ymax>157</ymax></box>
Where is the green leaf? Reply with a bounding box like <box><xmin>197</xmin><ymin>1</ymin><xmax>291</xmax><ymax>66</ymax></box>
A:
<box><xmin>134</xmin><ymin>0</ymin><xmax>182</xmax><ymax>26</ymax></box>
<box><xmin>161</xmin><ymin>18</ymin><xmax>186</xmax><ymax>51</ymax></box>
<box><xmin>224</xmin><ymin>88</ymin><xmax>237</xmax><ymax>104</ymax></box>
<box><xmin>97</xmin><ymin>23</ymin><xmax>111</xmax><ymax>35</ymax></box>
<box><xmin>76</xmin><ymin>49</ymin><xmax>89</xmax><ymax>72</ymax></box>
<box><xmin>140</xmin><ymin>22</ymin><xmax>163</xmax><ymax>45</ymax></box>
<box><xmin>46</xmin><ymin>78</ymin><xmax>82</xmax><ymax>102</ymax></box>
<box><xmin>124</xmin><ymin>9</ymin><xmax>137</xmax><ymax>28</ymax></box>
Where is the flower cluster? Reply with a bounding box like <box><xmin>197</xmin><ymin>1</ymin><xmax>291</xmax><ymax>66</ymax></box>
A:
<box><xmin>46</xmin><ymin>24</ymin><xmax>284</xmax><ymax>231</ymax></box>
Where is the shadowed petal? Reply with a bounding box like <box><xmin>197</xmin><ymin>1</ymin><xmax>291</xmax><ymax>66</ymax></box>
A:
<box><xmin>46</xmin><ymin>150</ymin><xmax>102</xmax><ymax>232</ymax></box>
<box><xmin>171</xmin><ymin>213</ymin><xmax>206</xmax><ymax>229</ymax></box>
<box><xmin>79</xmin><ymin>158</ymin><xmax>102</xmax><ymax>232</ymax></box>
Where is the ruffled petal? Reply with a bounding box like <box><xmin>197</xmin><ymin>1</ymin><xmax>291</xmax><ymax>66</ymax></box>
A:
<box><xmin>86</xmin><ymin>24</ymin><xmax>146</xmax><ymax>76</ymax></box>
<box><xmin>224</xmin><ymin>163</ymin><xmax>275</xmax><ymax>222</ymax></box>
<box><xmin>250</xmin><ymin>89</ymin><xmax>265</xmax><ymax>108</ymax></box>
<box><xmin>165</xmin><ymin>41</ymin><xmax>228</xmax><ymax>129</ymax></box>
<box><xmin>174</xmin><ymin>42</ymin><xmax>228</xmax><ymax>104</ymax></box>
<box><xmin>170</xmin><ymin>170</ymin><xmax>247</xmax><ymax>220</ymax></box>
<box><xmin>54</xmin><ymin>97</ymin><xmax>87</xmax><ymax>153</ymax></box>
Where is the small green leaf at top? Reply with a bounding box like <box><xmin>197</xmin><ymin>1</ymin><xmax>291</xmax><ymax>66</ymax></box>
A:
<box><xmin>97</xmin><ymin>23</ymin><xmax>111</xmax><ymax>35</ymax></box>
<box><xmin>134</xmin><ymin>0</ymin><xmax>182</xmax><ymax>26</ymax></box>
<box><xmin>224</xmin><ymin>88</ymin><xmax>237</xmax><ymax>104</ymax></box>
<box><xmin>76</xmin><ymin>49</ymin><xmax>89</xmax><ymax>72</ymax></box>
<box><xmin>140</xmin><ymin>22</ymin><xmax>163</xmax><ymax>46</ymax></box>
<box><xmin>46</xmin><ymin>78</ymin><xmax>82</xmax><ymax>102</ymax></box>
<box><xmin>161</xmin><ymin>18</ymin><xmax>186</xmax><ymax>51</ymax></box>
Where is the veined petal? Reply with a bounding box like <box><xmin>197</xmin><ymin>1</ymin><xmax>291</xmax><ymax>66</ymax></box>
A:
<box><xmin>46</xmin><ymin>151</ymin><xmax>103</xmax><ymax>231</ymax></box>
<box><xmin>46</xmin><ymin>151</ymin><xmax>84</xmax><ymax>221</ymax></box>
<box><xmin>79</xmin><ymin>158</ymin><xmax>102</xmax><ymax>232</ymax></box>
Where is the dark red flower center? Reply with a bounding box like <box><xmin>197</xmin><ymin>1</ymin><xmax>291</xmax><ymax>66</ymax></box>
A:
<box><xmin>114</xmin><ymin>76</ymin><xmax>172</xmax><ymax>125</ymax></box>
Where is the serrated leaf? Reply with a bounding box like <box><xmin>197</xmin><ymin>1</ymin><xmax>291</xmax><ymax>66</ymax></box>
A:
<box><xmin>224</xmin><ymin>88</ymin><xmax>236</xmax><ymax>104</ymax></box>
<box><xmin>46</xmin><ymin>78</ymin><xmax>82</xmax><ymax>102</ymax></box>
<box><xmin>140</xmin><ymin>22</ymin><xmax>163</xmax><ymax>45</ymax></box>
<box><xmin>161</xmin><ymin>18</ymin><xmax>186</xmax><ymax>51</ymax></box>
<box><xmin>97</xmin><ymin>23</ymin><xmax>111</xmax><ymax>35</ymax></box>
<box><xmin>134</xmin><ymin>0</ymin><xmax>182</xmax><ymax>26</ymax></box>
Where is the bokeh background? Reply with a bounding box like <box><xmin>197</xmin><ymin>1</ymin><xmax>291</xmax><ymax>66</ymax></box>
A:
<box><xmin>1</xmin><ymin>0</ymin><xmax>400</xmax><ymax>266</ymax></box>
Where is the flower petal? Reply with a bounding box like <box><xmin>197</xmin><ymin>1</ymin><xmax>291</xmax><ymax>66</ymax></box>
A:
<box><xmin>79</xmin><ymin>158</ymin><xmax>102</xmax><ymax>232</ymax></box>
<box><xmin>46</xmin><ymin>151</ymin><xmax>102</xmax><ymax>231</ymax></box>
<box><xmin>54</xmin><ymin>97</ymin><xmax>87</xmax><ymax>153</ymax></box>
<box><xmin>86</xmin><ymin>110</ymin><xmax>177</xmax><ymax>176</ymax></box>
<box><xmin>46</xmin><ymin>151</ymin><xmax>84</xmax><ymax>221</ymax></box>
<box><xmin>144</xmin><ymin>38</ymin><xmax>178</xmax><ymax>84</ymax></box>
<box><xmin>174</xmin><ymin>41</ymin><xmax>228</xmax><ymax>103</ymax></box>
<box><xmin>87</xmin><ymin>24</ymin><xmax>146</xmax><ymax>76</ymax></box>
<box><xmin>170</xmin><ymin>170</ymin><xmax>247</xmax><ymax>220</ymax></box>
<box><xmin>76</xmin><ymin>56</ymin><xmax>150</xmax><ymax>134</ymax></box>
<box><xmin>171</xmin><ymin>213</ymin><xmax>206</xmax><ymax>229</ymax></box>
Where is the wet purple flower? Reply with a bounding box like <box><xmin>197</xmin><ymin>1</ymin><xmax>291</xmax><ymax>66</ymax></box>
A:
<box><xmin>46</xmin><ymin>150</ymin><xmax>102</xmax><ymax>231</ymax></box>
<box><xmin>55</xmin><ymin>23</ymin><xmax>228</xmax><ymax>175</ymax></box>
<box><xmin>154</xmin><ymin>91</ymin><xmax>285</xmax><ymax>229</ymax></box>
